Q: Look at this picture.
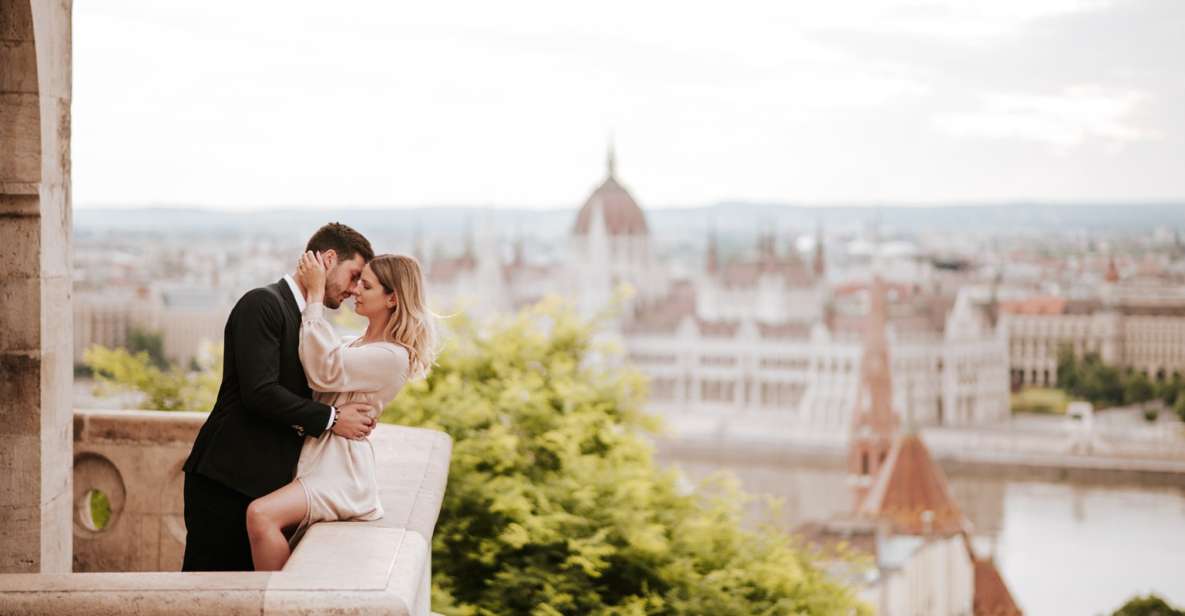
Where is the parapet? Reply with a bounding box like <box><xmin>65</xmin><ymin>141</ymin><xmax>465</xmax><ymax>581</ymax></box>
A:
<box><xmin>0</xmin><ymin>409</ymin><xmax>452</xmax><ymax>615</ymax></box>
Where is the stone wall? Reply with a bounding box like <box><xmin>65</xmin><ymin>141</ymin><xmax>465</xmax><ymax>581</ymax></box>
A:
<box><xmin>0</xmin><ymin>0</ymin><xmax>74</xmax><ymax>574</ymax></box>
<box><xmin>2</xmin><ymin>409</ymin><xmax>452</xmax><ymax>615</ymax></box>
<box><xmin>72</xmin><ymin>410</ymin><xmax>205</xmax><ymax>572</ymax></box>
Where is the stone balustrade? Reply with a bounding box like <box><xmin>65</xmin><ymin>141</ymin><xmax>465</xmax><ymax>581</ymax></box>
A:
<box><xmin>0</xmin><ymin>409</ymin><xmax>452</xmax><ymax>615</ymax></box>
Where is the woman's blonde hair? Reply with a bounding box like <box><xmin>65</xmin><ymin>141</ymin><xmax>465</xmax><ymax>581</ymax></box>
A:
<box><xmin>368</xmin><ymin>254</ymin><xmax>436</xmax><ymax>380</ymax></box>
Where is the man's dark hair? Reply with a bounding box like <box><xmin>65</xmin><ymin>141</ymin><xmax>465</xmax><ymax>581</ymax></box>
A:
<box><xmin>305</xmin><ymin>222</ymin><xmax>374</xmax><ymax>263</ymax></box>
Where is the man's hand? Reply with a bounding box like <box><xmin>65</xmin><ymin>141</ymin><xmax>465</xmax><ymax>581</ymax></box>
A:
<box><xmin>332</xmin><ymin>402</ymin><xmax>377</xmax><ymax>440</ymax></box>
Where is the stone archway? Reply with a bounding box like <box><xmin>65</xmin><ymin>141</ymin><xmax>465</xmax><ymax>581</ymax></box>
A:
<box><xmin>0</xmin><ymin>0</ymin><xmax>73</xmax><ymax>574</ymax></box>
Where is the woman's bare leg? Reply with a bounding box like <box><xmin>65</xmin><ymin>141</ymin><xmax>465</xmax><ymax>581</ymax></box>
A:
<box><xmin>246</xmin><ymin>480</ymin><xmax>308</xmax><ymax>571</ymax></box>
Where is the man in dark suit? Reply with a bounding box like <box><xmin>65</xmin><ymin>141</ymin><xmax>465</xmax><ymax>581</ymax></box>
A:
<box><xmin>182</xmin><ymin>222</ymin><xmax>379</xmax><ymax>571</ymax></box>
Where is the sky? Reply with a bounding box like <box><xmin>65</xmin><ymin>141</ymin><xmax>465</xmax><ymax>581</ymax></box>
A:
<box><xmin>73</xmin><ymin>0</ymin><xmax>1185</xmax><ymax>209</ymax></box>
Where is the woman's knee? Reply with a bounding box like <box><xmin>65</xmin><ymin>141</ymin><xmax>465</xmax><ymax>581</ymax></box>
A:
<box><xmin>245</xmin><ymin>500</ymin><xmax>273</xmax><ymax>535</ymax></box>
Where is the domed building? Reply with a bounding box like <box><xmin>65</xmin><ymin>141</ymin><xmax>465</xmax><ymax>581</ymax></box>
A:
<box><xmin>571</xmin><ymin>148</ymin><xmax>649</xmax><ymax>238</ymax></box>
<box><xmin>568</xmin><ymin>145</ymin><xmax>664</xmax><ymax>317</ymax></box>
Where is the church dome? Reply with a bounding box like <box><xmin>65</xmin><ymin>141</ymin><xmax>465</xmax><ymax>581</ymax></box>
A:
<box><xmin>571</xmin><ymin>147</ymin><xmax>649</xmax><ymax>237</ymax></box>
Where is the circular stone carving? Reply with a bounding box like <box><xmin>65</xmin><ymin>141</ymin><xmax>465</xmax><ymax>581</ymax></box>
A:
<box><xmin>73</xmin><ymin>453</ymin><xmax>127</xmax><ymax>537</ymax></box>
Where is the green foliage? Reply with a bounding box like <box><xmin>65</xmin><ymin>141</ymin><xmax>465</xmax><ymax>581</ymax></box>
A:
<box><xmin>1055</xmin><ymin>344</ymin><xmax>1079</xmax><ymax>393</ymax></box>
<box><xmin>1055</xmin><ymin>349</ymin><xmax>1183</xmax><ymax>411</ymax></box>
<box><xmin>89</xmin><ymin>490</ymin><xmax>112</xmax><ymax>530</ymax></box>
<box><xmin>1160</xmin><ymin>373</ymin><xmax>1185</xmax><ymax>407</ymax></box>
<box><xmin>83</xmin><ymin>344</ymin><xmax>222</xmax><ymax>412</ymax></box>
<box><xmin>127</xmin><ymin>326</ymin><xmax>170</xmax><ymax>369</ymax></box>
<box><xmin>383</xmin><ymin>298</ymin><xmax>867</xmax><ymax>615</ymax></box>
<box><xmin>1113</xmin><ymin>594</ymin><xmax>1185</xmax><ymax>616</ymax></box>
<box><xmin>1124</xmin><ymin>371</ymin><xmax>1156</xmax><ymax>406</ymax></box>
<box><xmin>1010</xmin><ymin>387</ymin><xmax>1069</xmax><ymax>415</ymax></box>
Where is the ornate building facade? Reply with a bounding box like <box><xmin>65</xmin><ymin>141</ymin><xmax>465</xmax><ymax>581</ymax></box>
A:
<box><xmin>425</xmin><ymin>147</ymin><xmax>1013</xmax><ymax>437</ymax></box>
<box><xmin>796</xmin><ymin>278</ymin><xmax>1021</xmax><ymax>615</ymax></box>
<box><xmin>1002</xmin><ymin>277</ymin><xmax>1185</xmax><ymax>388</ymax></box>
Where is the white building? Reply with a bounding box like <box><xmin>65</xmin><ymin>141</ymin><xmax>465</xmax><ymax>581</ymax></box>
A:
<box><xmin>74</xmin><ymin>286</ymin><xmax>231</xmax><ymax>367</ymax></box>
<box><xmin>1002</xmin><ymin>270</ymin><xmax>1185</xmax><ymax>388</ymax></box>
<box><xmin>423</xmin><ymin>146</ymin><xmax>1012</xmax><ymax>437</ymax></box>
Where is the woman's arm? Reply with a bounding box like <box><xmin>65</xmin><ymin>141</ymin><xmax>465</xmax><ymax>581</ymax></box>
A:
<box><xmin>299</xmin><ymin>302</ymin><xmax>409</xmax><ymax>393</ymax></box>
<box><xmin>232</xmin><ymin>288</ymin><xmax>333</xmax><ymax>436</ymax></box>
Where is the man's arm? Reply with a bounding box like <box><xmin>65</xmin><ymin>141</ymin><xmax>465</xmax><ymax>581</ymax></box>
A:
<box><xmin>230</xmin><ymin>289</ymin><xmax>332</xmax><ymax>437</ymax></box>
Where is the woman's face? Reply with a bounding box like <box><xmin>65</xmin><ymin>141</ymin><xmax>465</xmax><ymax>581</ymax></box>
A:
<box><xmin>352</xmin><ymin>264</ymin><xmax>395</xmax><ymax>318</ymax></box>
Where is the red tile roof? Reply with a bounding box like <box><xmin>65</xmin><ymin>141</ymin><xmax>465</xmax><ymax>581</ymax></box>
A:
<box><xmin>859</xmin><ymin>434</ymin><xmax>968</xmax><ymax>536</ymax></box>
<box><xmin>998</xmin><ymin>296</ymin><xmax>1066</xmax><ymax>315</ymax></box>
<box><xmin>973</xmin><ymin>557</ymin><xmax>1023</xmax><ymax>616</ymax></box>
<box><xmin>571</xmin><ymin>175</ymin><xmax>649</xmax><ymax>237</ymax></box>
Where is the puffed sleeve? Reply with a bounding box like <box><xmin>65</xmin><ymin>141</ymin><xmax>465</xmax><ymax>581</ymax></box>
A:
<box><xmin>299</xmin><ymin>302</ymin><xmax>410</xmax><ymax>393</ymax></box>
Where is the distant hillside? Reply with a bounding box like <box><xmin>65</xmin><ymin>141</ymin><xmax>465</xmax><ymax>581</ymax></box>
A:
<box><xmin>74</xmin><ymin>203</ymin><xmax>1185</xmax><ymax>241</ymax></box>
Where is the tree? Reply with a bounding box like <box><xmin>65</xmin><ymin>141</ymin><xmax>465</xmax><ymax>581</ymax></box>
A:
<box><xmin>1159</xmin><ymin>373</ymin><xmax>1184</xmax><ymax>407</ymax></box>
<box><xmin>1068</xmin><ymin>352</ymin><xmax>1124</xmax><ymax>408</ymax></box>
<box><xmin>1123</xmin><ymin>371</ymin><xmax>1156</xmax><ymax>407</ymax></box>
<box><xmin>385</xmin><ymin>299</ymin><xmax>867</xmax><ymax>615</ymax></box>
<box><xmin>85</xmin><ymin>299</ymin><xmax>867</xmax><ymax>614</ymax></box>
<box><xmin>84</xmin><ymin>343</ymin><xmax>221</xmax><ymax>412</ymax></box>
<box><xmin>127</xmin><ymin>326</ymin><xmax>169</xmax><ymax>369</ymax></box>
<box><xmin>1113</xmin><ymin>594</ymin><xmax>1185</xmax><ymax>616</ymax></box>
<box><xmin>1055</xmin><ymin>344</ymin><xmax>1078</xmax><ymax>393</ymax></box>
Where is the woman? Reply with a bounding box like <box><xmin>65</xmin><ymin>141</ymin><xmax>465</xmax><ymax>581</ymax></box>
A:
<box><xmin>245</xmin><ymin>251</ymin><xmax>435</xmax><ymax>570</ymax></box>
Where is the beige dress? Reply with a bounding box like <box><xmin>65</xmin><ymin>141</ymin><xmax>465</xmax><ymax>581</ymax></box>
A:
<box><xmin>292</xmin><ymin>301</ymin><xmax>409</xmax><ymax>538</ymax></box>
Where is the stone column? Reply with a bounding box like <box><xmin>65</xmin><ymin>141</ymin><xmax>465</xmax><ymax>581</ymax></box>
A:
<box><xmin>0</xmin><ymin>0</ymin><xmax>73</xmax><ymax>574</ymax></box>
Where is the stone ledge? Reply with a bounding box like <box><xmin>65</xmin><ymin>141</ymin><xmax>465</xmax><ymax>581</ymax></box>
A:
<box><xmin>73</xmin><ymin>409</ymin><xmax>207</xmax><ymax>446</ymax></box>
<box><xmin>0</xmin><ymin>529</ymin><xmax>430</xmax><ymax>615</ymax></box>
<box><xmin>0</xmin><ymin>410</ymin><xmax>452</xmax><ymax>615</ymax></box>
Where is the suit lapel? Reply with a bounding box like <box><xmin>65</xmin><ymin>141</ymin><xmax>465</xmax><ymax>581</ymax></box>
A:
<box><xmin>274</xmin><ymin>278</ymin><xmax>301</xmax><ymax>321</ymax></box>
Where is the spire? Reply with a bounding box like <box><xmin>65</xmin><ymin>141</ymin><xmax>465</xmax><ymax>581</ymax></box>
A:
<box><xmin>513</xmin><ymin>235</ymin><xmax>525</xmax><ymax>267</ymax></box>
<box><xmin>606</xmin><ymin>136</ymin><xmax>617</xmax><ymax>179</ymax></box>
<box><xmin>904</xmin><ymin>378</ymin><xmax>917</xmax><ymax>435</ymax></box>
<box><xmin>848</xmin><ymin>275</ymin><xmax>899</xmax><ymax>509</ymax></box>
<box><xmin>463</xmin><ymin>217</ymin><xmax>475</xmax><ymax>264</ymax></box>
<box><xmin>706</xmin><ymin>222</ymin><xmax>719</xmax><ymax>274</ymax></box>
<box><xmin>511</xmin><ymin>218</ymin><xmax>525</xmax><ymax>267</ymax></box>
<box><xmin>987</xmin><ymin>270</ymin><xmax>1002</xmax><ymax>328</ymax></box>
<box><xmin>1104</xmin><ymin>256</ymin><xmax>1120</xmax><ymax>283</ymax></box>
<box><xmin>813</xmin><ymin>221</ymin><xmax>826</xmax><ymax>278</ymax></box>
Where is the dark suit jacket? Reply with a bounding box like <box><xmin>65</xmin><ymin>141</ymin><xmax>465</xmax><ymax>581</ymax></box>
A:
<box><xmin>183</xmin><ymin>279</ymin><xmax>332</xmax><ymax>498</ymax></box>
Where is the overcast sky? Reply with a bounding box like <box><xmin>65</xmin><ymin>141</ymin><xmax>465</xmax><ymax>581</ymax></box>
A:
<box><xmin>73</xmin><ymin>0</ymin><xmax>1184</xmax><ymax>209</ymax></box>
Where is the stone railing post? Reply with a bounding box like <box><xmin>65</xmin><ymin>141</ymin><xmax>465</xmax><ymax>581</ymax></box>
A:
<box><xmin>0</xmin><ymin>0</ymin><xmax>73</xmax><ymax>574</ymax></box>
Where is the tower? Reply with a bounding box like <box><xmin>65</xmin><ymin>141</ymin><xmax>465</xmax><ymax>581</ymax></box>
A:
<box><xmin>848</xmin><ymin>276</ymin><xmax>899</xmax><ymax>509</ymax></box>
<box><xmin>1104</xmin><ymin>256</ymin><xmax>1120</xmax><ymax>284</ymax></box>
<box><xmin>706</xmin><ymin>225</ymin><xmax>719</xmax><ymax>275</ymax></box>
<box><xmin>813</xmin><ymin>223</ymin><xmax>826</xmax><ymax>279</ymax></box>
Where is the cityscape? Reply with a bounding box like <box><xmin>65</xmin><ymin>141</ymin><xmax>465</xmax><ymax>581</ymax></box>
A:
<box><xmin>73</xmin><ymin>149</ymin><xmax>1185</xmax><ymax>615</ymax></box>
<box><xmin>5</xmin><ymin>1</ymin><xmax>1184</xmax><ymax>615</ymax></box>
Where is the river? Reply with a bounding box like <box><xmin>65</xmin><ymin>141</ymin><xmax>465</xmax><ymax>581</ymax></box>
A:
<box><xmin>658</xmin><ymin>449</ymin><xmax>1185</xmax><ymax>616</ymax></box>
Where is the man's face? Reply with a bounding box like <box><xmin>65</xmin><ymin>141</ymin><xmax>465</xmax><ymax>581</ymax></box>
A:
<box><xmin>323</xmin><ymin>252</ymin><xmax>366</xmax><ymax>310</ymax></box>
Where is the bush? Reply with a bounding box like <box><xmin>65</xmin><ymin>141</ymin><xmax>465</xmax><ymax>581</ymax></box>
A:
<box><xmin>127</xmin><ymin>326</ymin><xmax>169</xmax><ymax>369</ymax></box>
<box><xmin>84</xmin><ymin>344</ymin><xmax>222</xmax><ymax>412</ymax></box>
<box><xmin>1011</xmin><ymin>387</ymin><xmax>1069</xmax><ymax>415</ymax></box>
<box><xmin>383</xmin><ymin>299</ymin><xmax>867</xmax><ymax>615</ymax></box>
<box><xmin>1056</xmin><ymin>348</ymin><xmax>1185</xmax><ymax>412</ymax></box>
<box><xmin>1113</xmin><ymin>594</ymin><xmax>1185</xmax><ymax>616</ymax></box>
<box><xmin>86</xmin><ymin>298</ymin><xmax>866</xmax><ymax>614</ymax></box>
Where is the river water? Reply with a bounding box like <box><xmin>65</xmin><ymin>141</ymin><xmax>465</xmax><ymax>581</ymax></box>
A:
<box><xmin>658</xmin><ymin>450</ymin><xmax>1185</xmax><ymax>616</ymax></box>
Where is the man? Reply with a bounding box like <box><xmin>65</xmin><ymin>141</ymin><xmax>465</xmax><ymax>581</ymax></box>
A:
<box><xmin>182</xmin><ymin>222</ymin><xmax>378</xmax><ymax>571</ymax></box>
